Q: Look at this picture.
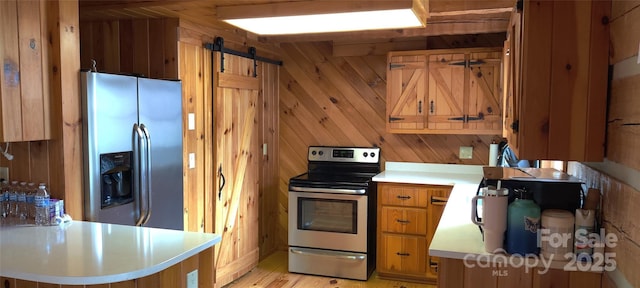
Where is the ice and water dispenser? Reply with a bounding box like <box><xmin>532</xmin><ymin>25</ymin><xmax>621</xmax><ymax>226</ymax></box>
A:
<box><xmin>100</xmin><ymin>152</ymin><xmax>133</xmax><ymax>208</ymax></box>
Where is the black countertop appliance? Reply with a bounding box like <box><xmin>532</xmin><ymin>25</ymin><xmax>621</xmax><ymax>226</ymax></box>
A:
<box><xmin>481</xmin><ymin>167</ymin><xmax>584</xmax><ymax>212</ymax></box>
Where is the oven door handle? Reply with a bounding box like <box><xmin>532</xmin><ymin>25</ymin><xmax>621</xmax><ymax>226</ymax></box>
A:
<box><xmin>290</xmin><ymin>248</ymin><xmax>366</xmax><ymax>261</ymax></box>
<box><xmin>289</xmin><ymin>186</ymin><xmax>366</xmax><ymax>195</ymax></box>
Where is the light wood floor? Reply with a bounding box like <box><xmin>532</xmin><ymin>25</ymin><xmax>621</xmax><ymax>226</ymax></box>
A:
<box><xmin>222</xmin><ymin>251</ymin><xmax>436</xmax><ymax>288</ymax></box>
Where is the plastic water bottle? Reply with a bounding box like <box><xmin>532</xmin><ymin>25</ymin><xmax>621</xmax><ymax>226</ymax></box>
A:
<box><xmin>0</xmin><ymin>181</ymin><xmax>9</xmax><ymax>221</ymax></box>
<box><xmin>8</xmin><ymin>180</ymin><xmax>18</xmax><ymax>219</ymax></box>
<box><xmin>0</xmin><ymin>181</ymin><xmax>5</xmax><ymax>221</ymax></box>
<box><xmin>505</xmin><ymin>188</ymin><xmax>540</xmax><ymax>255</ymax></box>
<box><xmin>26</xmin><ymin>182</ymin><xmax>37</xmax><ymax>222</ymax></box>
<box><xmin>35</xmin><ymin>183</ymin><xmax>50</xmax><ymax>226</ymax></box>
<box><xmin>18</xmin><ymin>181</ymin><xmax>28</xmax><ymax>221</ymax></box>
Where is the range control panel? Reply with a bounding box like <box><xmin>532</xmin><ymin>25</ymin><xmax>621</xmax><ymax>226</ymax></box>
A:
<box><xmin>307</xmin><ymin>146</ymin><xmax>380</xmax><ymax>163</ymax></box>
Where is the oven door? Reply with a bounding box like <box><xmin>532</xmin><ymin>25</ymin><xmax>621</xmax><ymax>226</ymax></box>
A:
<box><xmin>288</xmin><ymin>190</ymin><xmax>368</xmax><ymax>252</ymax></box>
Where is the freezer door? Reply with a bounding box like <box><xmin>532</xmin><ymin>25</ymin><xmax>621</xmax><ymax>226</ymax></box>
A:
<box><xmin>82</xmin><ymin>72</ymin><xmax>139</xmax><ymax>225</ymax></box>
<box><xmin>138</xmin><ymin>77</ymin><xmax>184</xmax><ymax>230</ymax></box>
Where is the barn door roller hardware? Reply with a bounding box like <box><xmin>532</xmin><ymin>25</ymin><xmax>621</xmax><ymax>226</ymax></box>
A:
<box><xmin>204</xmin><ymin>37</ymin><xmax>282</xmax><ymax>76</ymax></box>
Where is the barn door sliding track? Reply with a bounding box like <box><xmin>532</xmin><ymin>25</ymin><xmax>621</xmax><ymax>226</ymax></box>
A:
<box><xmin>204</xmin><ymin>37</ymin><xmax>282</xmax><ymax>77</ymax></box>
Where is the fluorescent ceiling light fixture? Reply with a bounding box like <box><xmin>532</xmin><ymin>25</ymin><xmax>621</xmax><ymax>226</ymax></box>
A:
<box><xmin>218</xmin><ymin>1</ymin><xmax>428</xmax><ymax>35</ymax></box>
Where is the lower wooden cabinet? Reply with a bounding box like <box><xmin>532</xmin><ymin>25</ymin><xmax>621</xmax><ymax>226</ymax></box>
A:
<box><xmin>0</xmin><ymin>247</ymin><xmax>214</xmax><ymax>288</ymax></box>
<box><xmin>377</xmin><ymin>182</ymin><xmax>452</xmax><ymax>283</ymax></box>
<box><xmin>438</xmin><ymin>257</ymin><xmax>603</xmax><ymax>288</ymax></box>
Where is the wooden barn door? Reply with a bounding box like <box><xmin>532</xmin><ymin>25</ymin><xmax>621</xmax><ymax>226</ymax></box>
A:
<box><xmin>212</xmin><ymin>52</ymin><xmax>260</xmax><ymax>287</ymax></box>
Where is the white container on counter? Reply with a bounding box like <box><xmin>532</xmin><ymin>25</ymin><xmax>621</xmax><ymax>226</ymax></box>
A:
<box><xmin>540</xmin><ymin>209</ymin><xmax>575</xmax><ymax>260</ymax></box>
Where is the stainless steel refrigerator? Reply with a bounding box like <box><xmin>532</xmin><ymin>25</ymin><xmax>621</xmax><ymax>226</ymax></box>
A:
<box><xmin>81</xmin><ymin>71</ymin><xmax>183</xmax><ymax>230</ymax></box>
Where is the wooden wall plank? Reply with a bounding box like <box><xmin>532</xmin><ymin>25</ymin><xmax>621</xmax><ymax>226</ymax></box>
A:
<box><xmin>179</xmin><ymin>41</ymin><xmax>200</xmax><ymax>232</ymax></box>
<box><xmin>611</xmin><ymin>0</ymin><xmax>640</xmax><ymax>19</ymax></box>
<box><xmin>118</xmin><ymin>19</ymin><xmax>134</xmax><ymax>73</ymax></box>
<box><xmin>164</xmin><ymin>18</ymin><xmax>179</xmax><ymax>79</ymax></box>
<box><xmin>607</xmin><ymin>74</ymin><xmax>640</xmax><ymax>171</ymax></box>
<box><xmin>258</xmin><ymin>61</ymin><xmax>280</xmax><ymax>259</ymax></box>
<box><xmin>101</xmin><ymin>21</ymin><xmax>120</xmax><ymax>73</ymax></box>
<box><xmin>132</xmin><ymin>19</ymin><xmax>150</xmax><ymax>76</ymax></box>
<box><xmin>568</xmin><ymin>162</ymin><xmax>640</xmax><ymax>287</ymax></box>
<box><xmin>148</xmin><ymin>18</ymin><xmax>165</xmax><ymax>78</ymax></box>
<box><xmin>609</xmin><ymin>4</ymin><xmax>640</xmax><ymax>63</ymax></box>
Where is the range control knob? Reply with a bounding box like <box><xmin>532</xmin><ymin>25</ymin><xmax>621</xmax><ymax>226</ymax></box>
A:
<box><xmin>363</xmin><ymin>152</ymin><xmax>368</xmax><ymax>157</ymax></box>
<box><xmin>311</xmin><ymin>150</ymin><xmax>317</xmax><ymax>155</ymax></box>
<box><xmin>318</xmin><ymin>151</ymin><xmax>324</xmax><ymax>156</ymax></box>
<box><xmin>370</xmin><ymin>152</ymin><xmax>376</xmax><ymax>158</ymax></box>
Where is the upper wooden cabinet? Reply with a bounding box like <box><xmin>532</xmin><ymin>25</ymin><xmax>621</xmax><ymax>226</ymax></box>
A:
<box><xmin>504</xmin><ymin>0</ymin><xmax>610</xmax><ymax>161</ymax></box>
<box><xmin>387</xmin><ymin>48</ymin><xmax>503</xmax><ymax>135</ymax></box>
<box><xmin>0</xmin><ymin>0</ymin><xmax>51</xmax><ymax>142</ymax></box>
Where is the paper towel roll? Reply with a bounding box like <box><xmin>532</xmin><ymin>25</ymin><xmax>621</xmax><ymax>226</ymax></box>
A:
<box><xmin>489</xmin><ymin>143</ymin><xmax>499</xmax><ymax>166</ymax></box>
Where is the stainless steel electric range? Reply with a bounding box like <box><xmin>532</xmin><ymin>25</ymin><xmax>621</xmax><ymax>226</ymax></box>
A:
<box><xmin>288</xmin><ymin>146</ymin><xmax>380</xmax><ymax>280</ymax></box>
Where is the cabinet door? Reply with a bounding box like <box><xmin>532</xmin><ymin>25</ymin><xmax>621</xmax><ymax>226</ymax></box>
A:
<box><xmin>0</xmin><ymin>0</ymin><xmax>49</xmax><ymax>142</ymax></box>
<box><xmin>426</xmin><ymin>52</ymin><xmax>466</xmax><ymax>131</ymax></box>
<box><xmin>427</xmin><ymin>49</ymin><xmax>503</xmax><ymax>134</ymax></box>
<box><xmin>503</xmin><ymin>9</ymin><xmax>523</xmax><ymax>156</ymax></box>
<box><xmin>379</xmin><ymin>234</ymin><xmax>428</xmax><ymax>277</ymax></box>
<box><xmin>467</xmin><ymin>51</ymin><xmax>502</xmax><ymax>132</ymax></box>
<box><xmin>386</xmin><ymin>52</ymin><xmax>427</xmax><ymax>131</ymax></box>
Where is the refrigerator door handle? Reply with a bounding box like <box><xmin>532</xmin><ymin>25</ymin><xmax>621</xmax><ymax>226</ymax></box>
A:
<box><xmin>132</xmin><ymin>123</ymin><xmax>146</xmax><ymax>226</ymax></box>
<box><xmin>140</xmin><ymin>124</ymin><xmax>152</xmax><ymax>225</ymax></box>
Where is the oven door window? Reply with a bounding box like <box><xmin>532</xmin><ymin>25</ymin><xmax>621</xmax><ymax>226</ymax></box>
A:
<box><xmin>297</xmin><ymin>197</ymin><xmax>357</xmax><ymax>234</ymax></box>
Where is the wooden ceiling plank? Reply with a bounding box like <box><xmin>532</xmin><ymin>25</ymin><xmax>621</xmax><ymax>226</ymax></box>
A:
<box><xmin>429</xmin><ymin>7</ymin><xmax>514</xmax><ymax>17</ymax></box>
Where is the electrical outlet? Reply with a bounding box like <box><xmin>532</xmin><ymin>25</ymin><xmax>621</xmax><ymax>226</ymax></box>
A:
<box><xmin>459</xmin><ymin>146</ymin><xmax>473</xmax><ymax>159</ymax></box>
<box><xmin>0</xmin><ymin>167</ymin><xmax>8</xmax><ymax>182</ymax></box>
<box><xmin>186</xmin><ymin>269</ymin><xmax>198</xmax><ymax>288</ymax></box>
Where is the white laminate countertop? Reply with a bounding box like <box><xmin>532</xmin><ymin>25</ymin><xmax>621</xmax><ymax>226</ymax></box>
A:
<box><xmin>0</xmin><ymin>221</ymin><xmax>221</xmax><ymax>285</ymax></box>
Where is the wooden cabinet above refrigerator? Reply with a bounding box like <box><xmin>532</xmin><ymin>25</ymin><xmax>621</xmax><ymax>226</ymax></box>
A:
<box><xmin>0</xmin><ymin>0</ymin><xmax>51</xmax><ymax>142</ymax></box>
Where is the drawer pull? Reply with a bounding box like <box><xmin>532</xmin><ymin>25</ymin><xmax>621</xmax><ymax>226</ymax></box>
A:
<box><xmin>431</xmin><ymin>196</ymin><xmax>448</xmax><ymax>205</ymax></box>
<box><xmin>396</xmin><ymin>252</ymin><xmax>410</xmax><ymax>257</ymax></box>
<box><xmin>396</xmin><ymin>219</ymin><xmax>410</xmax><ymax>224</ymax></box>
<box><xmin>396</xmin><ymin>195</ymin><xmax>412</xmax><ymax>200</ymax></box>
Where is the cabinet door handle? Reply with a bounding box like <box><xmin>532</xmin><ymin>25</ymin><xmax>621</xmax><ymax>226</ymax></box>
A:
<box><xmin>396</xmin><ymin>219</ymin><xmax>411</xmax><ymax>224</ymax></box>
<box><xmin>418</xmin><ymin>100</ymin><xmax>422</xmax><ymax>113</ymax></box>
<box><xmin>218</xmin><ymin>166</ymin><xmax>226</xmax><ymax>200</ymax></box>
<box><xmin>396</xmin><ymin>252</ymin><xmax>410</xmax><ymax>257</ymax></box>
<box><xmin>431</xmin><ymin>196</ymin><xmax>448</xmax><ymax>205</ymax></box>
<box><xmin>430</xmin><ymin>100</ymin><xmax>434</xmax><ymax>114</ymax></box>
<box><xmin>396</xmin><ymin>195</ymin><xmax>412</xmax><ymax>200</ymax></box>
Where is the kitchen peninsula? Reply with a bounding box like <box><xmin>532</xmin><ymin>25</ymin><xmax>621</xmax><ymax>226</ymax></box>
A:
<box><xmin>0</xmin><ymin>221</ymin><xmax>220</xmax><ymax>287</ymax></box>
<box><xmin>374</xmin><ymin>162</ymin><xmax>603</xmax><ymax>287</ymax></box>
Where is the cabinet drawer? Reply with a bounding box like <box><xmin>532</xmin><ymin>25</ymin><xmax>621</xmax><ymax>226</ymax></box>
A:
<box><xmin>381</xmin><ymin>207</ymin><xmax>427</xmax><ymax>235</ymax></box>
<box><xmin>379</xmin><ymin>185</ymin><xmax>428</xmax><ymax>207</ymax></box>
<box><xmin>378</xmin><ymin>234</ymin><xmax>427</xmax><ymax>277</ymax></box>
